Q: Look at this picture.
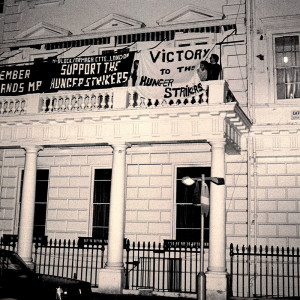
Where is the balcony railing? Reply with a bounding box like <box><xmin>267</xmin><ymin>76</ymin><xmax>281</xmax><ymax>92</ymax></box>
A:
<box><xmin>0</xmin><ymin>80</ymin><xmax>236</xmax><ymax>116</ymax></box>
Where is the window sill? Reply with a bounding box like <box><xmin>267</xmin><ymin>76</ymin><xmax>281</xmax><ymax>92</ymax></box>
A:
<box><xmin>275</xmin><ymin>98</ymin><xmax>300</xmax><ymax>106</ymax></box>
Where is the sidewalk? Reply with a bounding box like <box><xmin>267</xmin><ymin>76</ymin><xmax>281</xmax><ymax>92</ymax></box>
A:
<box><xmin>91</xmin><ymin>294</ymin><xmax>194</xmax><ymax>300</ymax></box>
<box><xmin>91</xmin><ymin>290</ymin><xmax>196</xmax><ymax>300</ymax></box>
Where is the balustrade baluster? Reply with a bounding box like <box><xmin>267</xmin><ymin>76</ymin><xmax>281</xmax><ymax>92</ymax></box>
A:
<box><xmin>61</xmin><ymin>96</ymin><xmax>66</xmax><ymax>111</ymax></box>
<box><xmin>98</xmin><ymin>95</ymin><xmax>103</xmax><ymax>109</ymax></box>
<box><xmin>136</xmin><ymin>93</ymin><xmax>141</xmax><ymax>108</ymax></box>
<box><xmin>80</xmin><ymin>95</ymin><xmax>85</xmax><ymax>110</ymax></box>
<box><xmin>76</xmin><ymin>95</ymin><xmax>81</xmax><ymax>110</ymax></box>
<box><xmin>41</xmin><ymin>98</ymin><xmax>47</xmax><ymax>112</ymax></box>
<box><xmin>87</xmin><ymin>94</ymin><xmax>93</xmax><ymax>109</ymax></box>
<box><xmin>68</xmin><ymin>96</ymin><xmax>74</xmax><ymax>110</ymax></box>
<box><xmin>64</xmin><ymin>96</ymin><xmax>69</xmax><ymax>111</ymax></box>
<box><xmin>21</xmin><ymin>99</ymin><xmax>26</xmax><ymax>113</ymax></box>
<box><xmin>155</xmin><ymin>98</ymin><xmax>161</xmax><ymax>108</ymax></box>
<box><xmin>15</xmin><ymin>100</ymin><xmax>20</xmax><ymax>114</ymax></box>
<box><xmin>107</xmin><ymin>92</ymin><xmax>113</xmax><ymax>108</ymax></box>
<box><xmin>3</xmin><ymin>100</ymin><xmax>8</xmax><ymax>114</ymax></box>
<box><xmin>128</xmin><ymin>91</ymin><xmax>134</xmax><ymax>108</ymax></box>
<box><xmin>90</xmin><ymin>94</ymin><xmax>96</xmax><ymax>109</ymax></box>
<box><xmin>54</xmin><ymin>97</ymin><xmax>59</xmax><ymax>111</ymax></box>
<box><xmin>140</xmin><ymin>97</ymin><xmax>146</xmax><ymax>108</ymax></box>
<box><xmin>94</xmin><ymin>94</ymin><xmax>100</xmax><ymax>109</ymax></box>
<box><xmin>48</xmin><ymin>97</ymin><xmax>53</xmax><ymax>112</ymax></box>
<box><xmin>9</xmin><ymin>100</ymin><xmax>14</xmax><ymax>114</ymax></box>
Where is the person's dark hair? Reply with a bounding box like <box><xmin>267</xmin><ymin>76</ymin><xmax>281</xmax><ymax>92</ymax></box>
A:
<box><xmin>200</xmin><ymin>60</ymin><xmax>208</xmax><ymax>68</ymax></box>
<box><xmin>210</xmin><ymin>54</ymin><xmax>219</xmax><ymax>63</ymax></box>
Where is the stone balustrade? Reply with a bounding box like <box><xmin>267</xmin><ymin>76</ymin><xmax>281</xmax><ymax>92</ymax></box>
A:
<box><xmin>0</xmin><ymin>80</ymin><xmax>235</xmax><ymax>116</ymax></box>
<box><xmin>0</xmin><ymin>97</ymin><xmax>27</xmax><ymax>115</ymax></box>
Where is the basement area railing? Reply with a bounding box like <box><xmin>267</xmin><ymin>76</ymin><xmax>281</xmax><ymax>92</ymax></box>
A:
<box><xmin>124</xmin><ymin>239</ymin><xmax>206</xmax><ymax>293</ymax></box>
<box><xmin>0</xmin><ymin>235</ymin><xmax>206</xmax><ymax>293</ymax></box>
<box><xmin>230</xmin><ymin>243</ymin><xmax>300</xmax><ymax>299</ymax></box>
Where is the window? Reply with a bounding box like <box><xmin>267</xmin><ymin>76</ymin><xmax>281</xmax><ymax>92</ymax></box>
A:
<box><xmin>92</xmin><ymin>169</ymin><xmax>111</xmax><ymax>239</ymax></box>
<box><xmin>176</xmin><ymin>167</ymin><xmax>210</xmax><ymax>243</ymax></box>
<box><xmin>274</xmin><ymin>34</ymin><xmax>300</xmax><ymax>99</ymax></box>
<box><xmin>19</xmin><ymin>169</ymin><xmax>49</xmax><ymax>237</ymax></box>
<box><xmin>0</xmin><ymin>0</ymin><xmax>4</xmax><ymax>14</ymax></box>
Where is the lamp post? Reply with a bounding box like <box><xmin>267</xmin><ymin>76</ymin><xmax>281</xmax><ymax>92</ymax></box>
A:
<box><xmin>181</xmin><ymin>174</ymin><xmax>225</xmax><ymax>300</ymax></box>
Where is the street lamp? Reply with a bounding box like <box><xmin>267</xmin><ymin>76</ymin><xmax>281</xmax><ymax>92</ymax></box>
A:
<box><xmin>181</xmin><ymin>174</ymin><xmax>225</xmax><ymax>300</ymax></box>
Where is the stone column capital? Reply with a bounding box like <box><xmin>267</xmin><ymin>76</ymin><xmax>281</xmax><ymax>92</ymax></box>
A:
<box><xmin>110</xmin><ymin>142</ymin><xmax>131</xmax><ymax>151</ymax></box>
<box><xmin>208</xmin><ymin>139</ymin><xmax>226</xmax><ymax>148</ymax></box>
<box><xmin>21</xmin><ymin>145</ymin><xmax>43</xmax><ymax>153</ymax></box>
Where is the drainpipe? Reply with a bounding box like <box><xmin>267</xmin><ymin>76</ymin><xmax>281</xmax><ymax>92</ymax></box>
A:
<box><xmin>246</xmin><ymin>0</ymin><xmax>256</xmax><ymax>123</ymax></box>
<box><xmin>247</xmin><ymin>133</ymin><xmax>257</xmax><ymax>246</ymax></box>
<box><xmin>252</xmin><ymin>136</ymin><xmax>258</xmax><ymax>245</ymax></box>
<box><xmin>247</xmin><ymin>133</ymin><xmax>252</xmax><ymax>246</ymax></box>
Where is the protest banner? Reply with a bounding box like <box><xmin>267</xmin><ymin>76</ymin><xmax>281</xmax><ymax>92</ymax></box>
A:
<box><xmin>0</xmin><ymin>52</ymin><xmax>135</xmax><ymax>96</ymax></box>
<box><xmin>134</xmin><ymin>45</ymin><xmax>211</xmax><ymax>100</ymax></box>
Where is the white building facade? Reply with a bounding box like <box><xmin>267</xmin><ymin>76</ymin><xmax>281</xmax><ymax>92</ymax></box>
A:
<box><xmin>0</xmin><ymin>0</ymin><xmax>299</xmax><ymax>299</ymax></box>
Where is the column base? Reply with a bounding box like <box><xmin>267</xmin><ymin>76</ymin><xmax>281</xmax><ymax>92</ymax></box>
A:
<box><xmin>205</xmin><ymin>271</ymin><xmax>230</xmax><ymax>300</ymax></box>
<box><xmin>97</xmin><ymin>268</ymin><xmax>125</xmax><ymax>294</ymax></box>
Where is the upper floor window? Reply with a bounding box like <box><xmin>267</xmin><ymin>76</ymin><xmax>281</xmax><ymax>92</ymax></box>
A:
<box><xmin>274</xmin><ymin>34</ymin><xmax>300</xmax><ymax>100</ymax></box>
<box><xmin>0</xmin><ymin>0</ymin><xmax>4</xmax><ymax>14</ymax></box>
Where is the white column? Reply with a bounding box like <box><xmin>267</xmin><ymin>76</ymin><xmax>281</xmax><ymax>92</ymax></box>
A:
<box><xmin>206</xmin><ymin>140</ymin><xmax>228</xmax><ymax>300</ymax></box>
<box><xmin>17</xmin><ymin>146</ymin><xmax>42</xmax><ymax>267</ymax></box>
<box><xmin>98</xmin><ymin>143</ymin><xmax>129</xmax><ymax>294</ymax></box>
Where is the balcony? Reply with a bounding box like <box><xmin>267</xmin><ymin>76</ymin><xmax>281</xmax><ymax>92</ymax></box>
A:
<box><xmin>0</xmin><ymin>80</ymin><xmax>251</xmax><ymax>151</ymax></box>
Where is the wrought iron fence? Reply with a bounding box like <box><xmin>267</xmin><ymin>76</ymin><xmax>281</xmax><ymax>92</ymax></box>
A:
<box><xmin>230</xmin><ymin>243</ymin><xmax>300</xmax><ymax>298</ymax></box>
<box><xmin>0</xmin><ymin>236</ymin><xmax>107</xmax><ymax>288</ymax></box>
<box><xmin>0</xmin><ymin>235</ymin><xmax>206</xmax><ymax>294</ymax></box>
<box><xmin>124</xmin><ymin>239</ymin><xmax>207</xmax><ymax>293</ymax></box>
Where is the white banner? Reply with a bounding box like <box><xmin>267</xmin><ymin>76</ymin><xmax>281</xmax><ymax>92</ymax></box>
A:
<box><xmin>134</xmin><ymin>45</ymin><xmax>211</xmax><ymax>100</ymax></box>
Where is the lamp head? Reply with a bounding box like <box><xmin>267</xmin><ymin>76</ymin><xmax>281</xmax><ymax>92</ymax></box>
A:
<box><xmin>181</xmin><ymin>176</ymin><xmax>195</xmax><ymax>186</ymax></box>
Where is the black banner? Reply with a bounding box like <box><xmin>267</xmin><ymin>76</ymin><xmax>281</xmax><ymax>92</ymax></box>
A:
<box><xmin>0</xmin><ymin>52</ymin><xmax>135</xmax><ymax>96</ymax></box>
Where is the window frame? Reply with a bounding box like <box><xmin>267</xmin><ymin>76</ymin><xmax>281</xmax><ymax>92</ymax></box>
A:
<box><xmin>273</xmin><ymin>33</ymin><xmax>300</xmax><ymax>101</ymax></box>
<box><xmin>91</xmin><ymin>168</ymin><xmax>112</xmax><ymax>240</ymax></box>
<box><xmin>262</xmin><ymin>15</ymin><xmax>300</xmax><ymax>104</ymax></box>
<box><xmin>174</xmin><ymin>165</ymin><xmax>211</xmax><ymax>244</ymax></box>
<box><xmin>17</xmin><ymin>169</ymin><xmax>49</xmax><ymax>237</ymax></box>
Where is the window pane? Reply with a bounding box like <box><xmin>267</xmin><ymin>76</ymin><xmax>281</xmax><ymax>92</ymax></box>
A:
<box><xmin>176</xmin><ymin>205</ymin><xmax>201</xmax><ymax>228</ymax></box>
<box><xmin>276</xmin><ymin>69</ymin><xmax>285</xmax><ymax>84</ymax></box>
<box><xmin>95</xmin><ymin>169</ymin><xmax>112</xmax><ymax>180</ymax></box>
<box><xmin>35</xmin><ymin>181</ymin><xmax>49</xmax><ymax>202</ymax></box>
<box><xmin>94</xmin><ymin>181</ymin><xmax>111</xmax><ymax>203</ymax></box>
<box><xmin>275</xmin><ymin>52</ymin><xmax>284</xmax><ymax>67</ymax></box>
<box><xmin>93</xmin><ymin>204</ymin><xmax>110</xmax><ymax>227</ymax></box>
<box><xmin>92</xmin><ymin>227</ymin><xmax>109</xmax><ymax>240</ymax></box>
<box><xmin>34</xmin><ymin>226</ymin><xmax>46</xmax><ymax>237</ymax></box>
<box><xmin>295</xmin><ymin>83</ymin><xmax>300</xmax><ymax>98</ymax></box>
<box><xmin>275</xmin><ymin>37</ymin><xmax>284</xmax><ymax>52</ymax></box>
<box><xmin>37</xmin><ymin>170</ymin><xmax>49</xmax><ymax>180</ymax></box>
<box><xmin>34</xmin><ymin>203</ymin><xmax>47</xmax><ymax>225</ymax></box>
<box><xmin>277</xmin><ymin>84</ymin><xmax>286</xmax><ymax>99</ymax></box>
<box><xmin>176</xmin><ymin>229</ymin><xmax>200</xmax><ymax>242</ymax></box>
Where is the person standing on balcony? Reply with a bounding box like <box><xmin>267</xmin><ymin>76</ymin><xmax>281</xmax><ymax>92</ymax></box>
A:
<box><xmin>197</xmin><ymin>60</ymin><xmax>209</xmax><ymax>81</ymax></box>
<box><xmin>207</xmin><ymin>54</ymin><xmax>222</xmax><ymax>80</ymax></box>
<box><xmin>129</xmin><ymin>60</ymin><xmax>139</xmax><ymax>86</ymax></box>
